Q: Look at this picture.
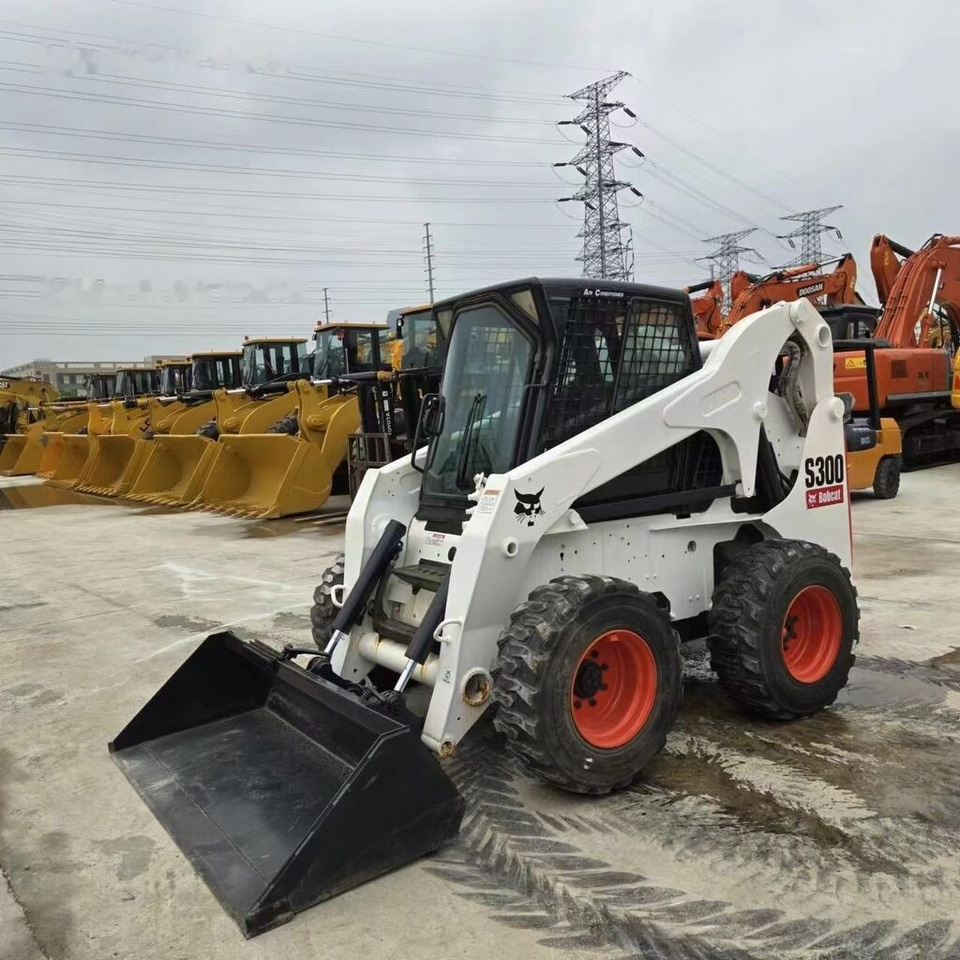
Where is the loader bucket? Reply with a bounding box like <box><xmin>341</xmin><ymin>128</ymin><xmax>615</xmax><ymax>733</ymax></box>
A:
<box><xmin>0</xmin><ymin>436</ymin><xmax>30</xmax><ymax>475</ymax></box>
<box><xmin>123</xmin><ymin>435</ymin><xmax>217</xmax><ymax>506</ymax></box>
<box><xmin>75</xmin><ymin>435</ymin><xmax>137</xmax><ymax>496</ymax></box>
<box><xmin>195</xmin><ymin>434</ymin><xmax>335</xmax><ymax>519</ymax></box>
<box><xmin>109</xmin><ymin>632</ymin><xmax>463</xmax><ymax>937</ymax></box>
<box><xmin>45</xmin><ymin>434</ymin><xmax>92</xmax><ymax>488</ymax></box>
<box><xmin>108</xmin><ymin>438</ymin><xmax>153</xmax><ymax>497</ymax></box>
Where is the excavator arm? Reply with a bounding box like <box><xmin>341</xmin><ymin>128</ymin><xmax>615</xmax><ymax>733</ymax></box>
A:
<box><xmin>717</xmin><ymin>254</ymin><xmax>859</xmax><ymax>336</ymax></box>
<box><xmin>686</xmin><ymin>278</ymin><xmax>725</xmax><ymax>337</ymax></box>
<box><xmin>870</xmin><ymin>234</ymin><xmax>914</xmax><ymax>305</ymax></box>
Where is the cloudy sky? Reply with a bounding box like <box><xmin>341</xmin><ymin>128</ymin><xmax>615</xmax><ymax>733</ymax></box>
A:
<box><xmin>0</xmin><ymin>0</ymin><xmax>955</xmax><ymax>365</ymax></box>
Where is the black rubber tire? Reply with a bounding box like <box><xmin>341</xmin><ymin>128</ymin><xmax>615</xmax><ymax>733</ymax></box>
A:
<box><xmin>873</xmin><ymin>455</ymin><xmax>901</xmax><ymax>500</ymax></box>
<box><xmin>267</xmin><ymin>414</ymin><xmax>299</xmax><ymax>436</ymax></box>
<box><xmin>196</xmin><ymin>420</ymin><xmax>219</xmax><ymax>440</ymax></box>
<box><xmin>708</xmin><ymin>540</ymin><xmax>858</xmax><ymax>720</ymax></box>
<box><xmin>492</xmin><ymin>575</ymin><xmax>682</xmax><ymax>795</ymax></box>
<box><xmin>310</xmin><ymin>554</ymin><xmax>345</xmax><ymax>649</ymax></box>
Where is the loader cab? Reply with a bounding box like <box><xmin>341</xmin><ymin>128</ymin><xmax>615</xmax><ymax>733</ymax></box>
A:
<box><xmin>392</xmin><ymin>305</ymin><xmax>445</xmax><ymax>371</ymax></box>
<box><xmin>240</xmin><ymin>337</ymin><xmax>308</xmax><ymax>389</ymax></box>
<box><xmin>83</xmin><ymin>373</ymin><xmax>116</xmax><ymax>401</ymax></box>
<box><xmin>311</xmin><ymin>324</ymin><xmax>388</xmax><ymax>379</ymax></box>
<box><xmin>190</xmin><ymin>351</ymin><xmax>243</xmax><ymax>392</ymax></box>
<box><xmin>114</xmin><ymin>367</ymin><xmax>158</xmax><ymax>399</ymax></box>
<box><xmin>158</xmin><ymin>361</ymin><xmax>193</xmax><ymax>396</ymax></box>
<box><xmin>417</xmin><ymin>279</ymin><xmax>711</xmax><ymax>525</ymax></box>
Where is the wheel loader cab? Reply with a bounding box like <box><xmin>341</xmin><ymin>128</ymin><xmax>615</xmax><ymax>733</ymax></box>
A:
<box><xmin>239</xmin><ymin>337</ymin><xmax>308</xmax><ymax>389</ymax></box>
<box><xmin>311</xmin><ymin>323</ymin><xmax>389</xmax><ymax>380</ymax></box>
<box><xmin>83</xmin><ymin>373</ymin><xmax>116</xmax><ymax>401</ymax></box>
<box><xmin>189</xmin><ymin>351</ymin><xmax>243</xmax><ymax>393</ymax></box>
<box><xmin>114</xmin><ymin>367</ymin><xmax>158</xmax><ymax>400</ymax></box>
<box><xmin>418</xmin><ymin>280</ymin><xmax>703</xmax><ymax>522</ymax></box>
<box><xmin>158</xmin><ymin>361</ymin><xmax>192</xmax><ymax>396</ymax></box>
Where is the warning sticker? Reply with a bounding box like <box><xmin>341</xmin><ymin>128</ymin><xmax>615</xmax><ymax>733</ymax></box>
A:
<box><xmin>844</xmin><ymin>357</ymin><xmax>866</xmax><ymax>369</ymax></box>
<box><xmin>475</xmin><ymin>488</ymin><xmax>501</xmax><ymax>515</ymax></box>
<box><xmin>805</xmin><ymin>484</ymin><xmax>845</xmax><ymax>509</ymax></box>
<box><xmin>424</xmin><ymin>531</ymin><xmax>446</xmax><ymax>546</ymax></box>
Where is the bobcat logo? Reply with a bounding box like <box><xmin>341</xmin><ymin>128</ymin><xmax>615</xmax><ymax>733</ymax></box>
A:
<box><xmin>514</xmin><ymin>488</ymin><xmax>544</xmax><ymax>527</ymax></box>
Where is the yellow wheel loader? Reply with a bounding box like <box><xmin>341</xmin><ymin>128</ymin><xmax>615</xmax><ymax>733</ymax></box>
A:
<box><xmin>193</xmin><ymin>324</ymin><xmax>393</xmax><ymax>519</ymax></box>
<box><xmin>0</xmin><ymin>376</ymin><xmax>59</xmax><ymax>473</ymax></box>
<box><xmin>79</xmin><ymin>353</ymin><xmax>241</xmax><ymax>498</ymax></box>
<box><xmin>124</xmin><ymin>338</ymin><xmax>308</xmax><ymax>506</ymax></box>
<box><xmin>42</xmin><ymin>366</ymin><xmax>168</xmax><ymax>488</ymax></box>
<box><xmin>113</xmin><ymin>280</ymin><xmax>859</xmax><ymax>936</ymax></box>
<box><xmin>28</xmin><ymin>375</ymin><xmax>117</xmax><ymax>479</ymax></box>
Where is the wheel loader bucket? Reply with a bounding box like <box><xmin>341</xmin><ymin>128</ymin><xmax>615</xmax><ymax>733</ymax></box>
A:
<box><xmin>74</xmin><ymin>435</ymin><xmax>141</xmax><ymax>496</ymax></box>
<box><xmin>109</xmin><ymin>632</ymin><xmax>463</xmax><ymax>937</ymax></box>
<box><xmin>195</xmin><ymin>435</ymin><xmax>334</xmax><ymax>519</ymax></box>
<box><xmin>44</xmin><ymin>434</ymin><xmax>92</xmax><ymax>488</ymax></box>
<box><xmin>0</xmin><ymin>436</ymin><xmax>30</xmax><ymax>475</ymax></box>
<box><xmin>108</xmin><ymin>438</ymin><xmax>153</xmax><ymax>497</ymax></box>
<box><xmin>123</xmin><ymin>435</ymin><xmax>217</xmax><ymax>506</ymax></box>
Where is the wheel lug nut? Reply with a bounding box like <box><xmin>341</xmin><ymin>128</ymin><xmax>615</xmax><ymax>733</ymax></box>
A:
<box><xmin>590</xmin><ymin>650</ymin><xmax>599</xmax><ymax>658</ymax></box>
<box><xmin>574</xmin><ymin>700</ymin><xmax>582</xmax><ymax>709</ymax></box>
<box><xmin>600</xmin><ymin>663</ymin><xmax>609</xmax><ymax>671</ymax></box>
<box><xmin>600</xmin><ymin>683</ymin><xmax>608</xmax><ymax>691</ymax></box>
<box><xmin>588</xmin><ymin>698</ymin><xmax>597</xmax><ymax>707</ymax></box>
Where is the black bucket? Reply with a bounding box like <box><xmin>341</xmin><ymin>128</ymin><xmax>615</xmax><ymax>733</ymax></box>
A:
<box><xmin>109</xmin><ymin>631</ymin><xmax>464</xmax><ymax>937</ymax></box>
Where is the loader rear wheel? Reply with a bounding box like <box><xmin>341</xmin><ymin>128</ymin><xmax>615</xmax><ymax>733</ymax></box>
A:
<box><xmin>310</xmin><ymin>554</ymin><xmax>345</xmax><ymax>648</ymax></box>
<box><xmin>708</xmin><ymin>540</ymin><xmax>858</xmax><ymax>720</ymax></box>
<box><xmin>492</xmin><ymin>575</ymin><xmax>682</xmax><ymax>795</ymax></box>
<box><xmin>873</xmin><ymin>455</ymin><xmax>901</xmax><ymax>499</ymax></box>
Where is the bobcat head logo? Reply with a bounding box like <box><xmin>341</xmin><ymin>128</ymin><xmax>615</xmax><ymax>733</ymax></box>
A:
<box><xmin>514</xmin><ymin>488</ymin><xmax>544</xmax><ymax>527</ymax></box>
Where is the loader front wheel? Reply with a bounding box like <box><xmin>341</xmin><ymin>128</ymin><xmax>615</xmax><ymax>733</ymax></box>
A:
<box><xmin>708</xmin><ymin>540</ymin><xmax>858</xmax><ymax>720</ymax></box>
<box><xmin>310</xmin><ymin>554</ymin><xmax>345</xmax><ymax>649</ymax></box>
<box><xmin>492</xmin><ymin>576</ymin><xmax>682</xmax><ymax>795</ymax></box>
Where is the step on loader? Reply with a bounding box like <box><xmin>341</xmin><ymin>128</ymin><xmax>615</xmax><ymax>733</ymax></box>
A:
<box><xmin>124</xmin><ymin>338</ymin><xmax>307</xmax><ymax>506</ymax></box>
<box><xmin>112</xmin><ymin>280</ymin><xmax>859</xmax><ymax>936</ymax></box>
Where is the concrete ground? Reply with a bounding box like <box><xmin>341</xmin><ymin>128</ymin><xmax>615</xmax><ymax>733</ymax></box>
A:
<box><xmin>2</xmin><ymin>468</ymin><xmax>960</xmax><ymax>960</ymax></box>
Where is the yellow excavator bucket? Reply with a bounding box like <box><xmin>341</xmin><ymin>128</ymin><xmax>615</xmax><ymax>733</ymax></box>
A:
<box><xmin>123</xmin><ymin>435</ymin><xmax>219</xmax><ymax>506</ymax></box>
<box><xmin>195</xmin><ymin>386</ymin><xmax>359</xmax><ymax>519</ymax></box>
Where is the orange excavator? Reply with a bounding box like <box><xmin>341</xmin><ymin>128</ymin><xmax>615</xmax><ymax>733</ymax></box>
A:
<box><xmin>713</xmin><ymin>253</ymin><xmax>861</xmax><ymax>337</ymax></box>
<box><xmin>685</xmin><ymin>278</ymin><xmax>725</xmax><ymax>338</ymax></box>
<box><xmin>834</xmin><ymin>234</ymin><xmax>960</xmax><ymax>467</ymax></box>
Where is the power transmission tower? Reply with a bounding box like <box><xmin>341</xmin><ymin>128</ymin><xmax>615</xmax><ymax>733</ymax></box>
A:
<box><xmin>423</xmin><ymin>222</ymin><xmax>436</xmax><ymax>302</ymax></box>
<box><xmin>777</xmin><ymin>206</ymin><xmax>843</xmax><ymax>266</ymax></box>
<box><xmin>701</xmin><ymin>229</ymin><xmax>760</xmax><ymax>311</ymax></box>
<box><xmin>322</xmin><ymin>287</ymin><xmax>331</xmax><ymax>323</ymax></box>
<box><xmin>557</xmin><ymin>71</ymin><xmax>634</xmax><ymax>281</ymax></box>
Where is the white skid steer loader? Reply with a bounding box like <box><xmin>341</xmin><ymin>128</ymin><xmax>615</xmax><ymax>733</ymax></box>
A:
<box><xmin>111</xmin><ymin>279</ymin><xmax>858</xmax><ymax>937</ymax></box>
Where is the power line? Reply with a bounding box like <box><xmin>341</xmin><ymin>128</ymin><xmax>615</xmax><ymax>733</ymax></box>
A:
<box><xmin>700</xmin><ymin>229</ymin><xmax>762</xmax><ymax>311</ymax></box>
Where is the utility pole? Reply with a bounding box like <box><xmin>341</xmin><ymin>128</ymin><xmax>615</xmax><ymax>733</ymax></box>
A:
<box><xmin>322</xmin><ymin>287</ymin><xmax>331</xmax><ymax>323</ymax></box>
<box><xmin>423</xmin><ymin>223</ymin><xmax>436</xmax><ymax>302</ymax></box>
<box><xmin>556</xmin><ymin>71</ymin><xmax>634</xmax><ymax>281</ymax></box>
<box><xmin>701</xmin><ymin>229</ymin><xmax>761</xmax><ymax>311</ymax></box>
<box><xmin>777</xmin><ymin>206</ymin><xmax>843</xmax><ymax>266</ymax></box>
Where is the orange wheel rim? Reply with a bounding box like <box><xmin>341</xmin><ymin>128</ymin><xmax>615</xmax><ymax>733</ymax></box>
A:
<box><xmin>782</xmin><ymin>585</ymin><xmax>842</xmax><ymax>683</ymax></box>
<box><xmin>571</xmin><ymin>629</ymin><xmax>657</xmax><ymax>749</ymax></box>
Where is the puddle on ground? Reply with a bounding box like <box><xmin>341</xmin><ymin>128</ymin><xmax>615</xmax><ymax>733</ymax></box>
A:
<box><xmin>0</xmin><ymin>484</ymin><xmax>122</xmax><ymax>510</ymax></box>
<box><xmin>153</xmin><ymin>614</ymin><xmax>221</xmax><ymax>633</ymax></box>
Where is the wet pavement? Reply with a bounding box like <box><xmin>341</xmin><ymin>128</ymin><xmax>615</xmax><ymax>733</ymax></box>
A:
<box><xmin>2</xmin><ymin>469</ymin><xmax>960</xmax><ymax>959</ymax></box>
